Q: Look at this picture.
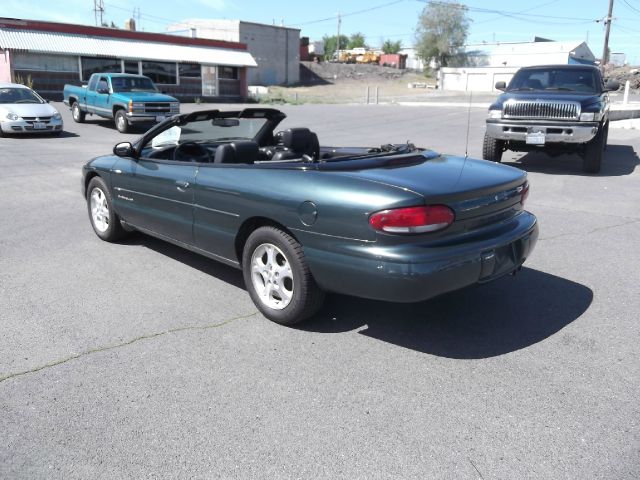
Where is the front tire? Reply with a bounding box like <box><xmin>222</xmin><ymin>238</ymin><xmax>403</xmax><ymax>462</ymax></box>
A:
<box><xmin>482</xmin><ymin>132</ymin><xmax>504</xmax><ymax>162</ymax></box>
<box><xmin>115</xmin><ymin>110</ymin><xmax>129</xmax><ymax>133</ymax></box>
<box><xmin>71</xmin><ymin>102</ymin><xmax>85</xmax><ymax>123</ymax></box>
<box><xmin>86</xmin><ymin>177</ymin><xmax>126</xmax><ymax>242</ymax></box>
<box><xmin>242</xmin><ymin>227</ymin><xmax>325</xmax><ymax>325</ymax></box>
<box><xmin>583</xmin><ymin>125</ymin><xmax>605</xmax><ymax>174</ymax></box>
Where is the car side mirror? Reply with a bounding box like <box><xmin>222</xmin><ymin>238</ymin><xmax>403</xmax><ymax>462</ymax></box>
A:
<box><xmin>495</xmin><ymin>81</ymin><xmax>506</xmax><ymax>91</ymax></box>
<box><xmin>604</xmin><ymin>80</ymin><xmax>620</xmax><ymax>92</ymax></box>
<box><xmin>113</xmin><ymin>142</ymin><xmax>135</xmax><ymax>157</ymax></box>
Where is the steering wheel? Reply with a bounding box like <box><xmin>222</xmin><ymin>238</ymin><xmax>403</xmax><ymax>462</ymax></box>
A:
<box><xmin>173</xmin><ymin>142</ymin><xmax>210</xmax><ymax>162</ymax></box>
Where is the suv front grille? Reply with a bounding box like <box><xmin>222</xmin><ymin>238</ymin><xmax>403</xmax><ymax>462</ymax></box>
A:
<box><xmin>503</xmin><ymin>100</ymin><xmax>580</xmax><ymax>120</ymax></box>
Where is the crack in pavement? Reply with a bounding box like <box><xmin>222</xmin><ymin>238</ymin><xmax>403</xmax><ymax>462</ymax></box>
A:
<box><xmin>538</xmin><ymin>218</ymin><xmax>640</xmax><ymax>242</ymax></box>
<box><xmin>0</xmin><ymin>311</ymin><xmax>259</xmax><ymax>384</ymax></box>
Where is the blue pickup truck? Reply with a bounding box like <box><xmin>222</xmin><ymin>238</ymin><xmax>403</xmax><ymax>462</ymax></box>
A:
<box><xmin>63</xmin><ymin>73</ymin><xmax>180</xmax><ymax>133</ymax></box>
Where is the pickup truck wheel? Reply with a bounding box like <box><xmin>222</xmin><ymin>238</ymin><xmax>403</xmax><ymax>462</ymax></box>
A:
<box><xmin>71</xmin><ymin>102</ymin><xmax>85</xmax><ymax>123</ymax></box>
<box><xmin>86</xmin><ymin>177</ymin><xmax>127</xmax><ymax>242</ymax></box>
<box><xmin>115</xmin><ymin>110</ymin><xmax>129</xmax><ymax>133</ymax></box>
<box><xmin>583</xmin><ymin>126</ymin><xmax>604</xmax><ymax>174</ymax></box>
<box><xmin>242</xmin><ymin>227</ymin><xmax>325</xmax><ymax>325</ymax></box>
<box><xmin>482</xmin><ymin>132</ymin><xmax>503</xmax><ymax>162</ymax></box>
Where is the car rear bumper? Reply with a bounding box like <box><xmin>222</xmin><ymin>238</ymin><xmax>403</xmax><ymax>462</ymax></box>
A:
<box><xmin>486</xmin><ymin>120</ymin><xmax>598</xmax><ymax>144</ymax></box>
<box><xmin>305</xmin><ymin>211</ymin><xmax>538</xmax><ymax>303</ymax></box>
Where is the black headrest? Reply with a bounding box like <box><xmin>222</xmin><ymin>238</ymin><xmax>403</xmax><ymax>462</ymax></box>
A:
<box><xmin>213</xmin><ymin>143</ymin><xmax>235</xmax><ymax>163</ymax></box>
<box><xmin>282</xmin><ymin>128</ymin><xmax>313</xmax><ymax>150</ymax></box>
<box><xmin>214</xmin><ymin>141</ymin><xmax>259</xmax><ymax>164</ymax></box>
<box><xmin>230</xmin><ymin>140</ymin><xmax>258</xmax><ymax>164</ymax></box>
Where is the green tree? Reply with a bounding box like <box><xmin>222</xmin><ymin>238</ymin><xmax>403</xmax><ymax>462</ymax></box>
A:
<box><xmin>322</xmin><ymin>34</ymin><xmax>349</xmax><ymax>60</ymax></box>
<box><xmin>382</xmin><ymin>39</ymin><xmax>402</xmax><ymax>54</ymax></box>
<box><xmin>347</xmin><ymin>32</ymin><xmax>367</xmax><ymax>49</ymax></box>
<box><xmin>415</xmin><ymin>1</ymin><xmax>469</xmax><ymax>68</ymax></box>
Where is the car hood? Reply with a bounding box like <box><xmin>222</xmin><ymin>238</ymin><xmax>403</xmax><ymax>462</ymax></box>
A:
<box><xmin>112</xmin><ymin>91</ymin><xmax>178</xmax><ymax>102</ymax></box>
<box><xmin>0</xmin><ymin>103</ymin><xmax>59</xmax><ymax>117</ymax></box>
<box><xmin>333</xmin><ymin>152</ymin><xmax>526</xmax><ymax>201</ymax></box>
<box><xmin>491</xmin><ymin>91</ymin><xmax>602</xmax><ymax>110</ymax></box>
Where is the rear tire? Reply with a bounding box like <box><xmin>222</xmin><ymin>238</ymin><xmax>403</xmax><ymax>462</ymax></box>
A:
<box><xmin>115</xmin><ymin>110</ymin><xmax>129</xmax><ymax>134</ymax></box>
<box><xmin>583</xmin><ymin>125</ymin><xmax>604</xmax><ymax>174</ymax></box>
<box><xmin>242</xmin><ymin>227</ymin><xmax>325</xmax><ymax>325</ymax></box>
<box><xmin>482</xmin><ymin>132</ymin><xmax>504</xmax><ymax>162</ymax></box>
<box><xmin>71</xmin><ymin>102</ymin><xmax>85</xmax><ymax>123</ymax></box>
<box><xmin>86</xmin><ymin>177</ymin><xmax>127</xmax><ymax>242</ymax></box>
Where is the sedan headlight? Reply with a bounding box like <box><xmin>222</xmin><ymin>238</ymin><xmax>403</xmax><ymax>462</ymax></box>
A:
<box><xmin>52</xmin><ymin>112</ymin><xmax>62</xmax><ymax>120</ymax></box>
<box><xmin>488</xmin><ymin>109</ymin><xmax>502</xmax><ymax>119</ymax></box>
<box><xmin>6</xmin><ymin>112</ymin><xmax>20</xmax><ymax>121</ymax></box>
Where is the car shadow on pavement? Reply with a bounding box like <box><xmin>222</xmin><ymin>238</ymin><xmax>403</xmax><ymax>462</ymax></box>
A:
<box><xmin>302</xmin><ymin>268</ymin><xmax>593</xmax><ymax>359</ymax></box>
<box><xmin>502</xmin><ymin>144</ymin><xmax>638</xmax><ymax>177</ymax></box>
<box><xmin>0</xmin><ymin>130</ymin><xmax>79</xmax><ymax>139</ymax></box>
<box><xmin>128</xmin><ymin>234</ymin><xmax>246</xmax><ymax>289</ymax></box>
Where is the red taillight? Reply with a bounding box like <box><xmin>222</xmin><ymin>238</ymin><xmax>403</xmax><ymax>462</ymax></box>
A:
<box><xmin>369</xmin><ymin>205</ymin><xmax>455</xmax><ymax>234</ymax></box>
<box><xmin>520</xmin><ymin>182</ymin><xmax>530</xmax><ymax>205</ymax></box>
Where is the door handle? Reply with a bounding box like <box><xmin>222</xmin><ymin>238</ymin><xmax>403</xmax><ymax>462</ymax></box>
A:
<box><xmin>175</xmin><ymin>180</ymin><xmax>190</xmax><ymax>191</ymax></box>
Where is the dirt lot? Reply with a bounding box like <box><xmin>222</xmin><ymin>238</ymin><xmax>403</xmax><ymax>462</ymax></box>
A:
<box><xmin>256</xmin><ymin>61</ymin><xmax>441</xmax><ymax>104</ymax></box>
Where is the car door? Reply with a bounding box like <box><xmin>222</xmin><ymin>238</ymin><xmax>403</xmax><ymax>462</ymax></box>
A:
<box><xmin>91</xmin><ymin>76</ymin><xmax>112</xmax><ymax>118</ymax></box>
<box><xmin>192</xmin><ymin>164</ymin><xmax>246</xmax><ymax>263</ymax></box>
<box><xmin>111</xmin><ymin>154</ymin><xmax>197</xmax><ymax>245</ymax></box>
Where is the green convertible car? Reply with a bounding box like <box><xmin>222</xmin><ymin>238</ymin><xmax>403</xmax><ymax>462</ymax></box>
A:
<box><xmin>82</xmin><ymin>108</ymin><xmax>538</xmax><ymax>325</ymax></box>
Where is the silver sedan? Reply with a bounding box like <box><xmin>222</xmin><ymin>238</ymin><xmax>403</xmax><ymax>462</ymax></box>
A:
<box><xmin>0</xmin><ymin>83</ymin><xmax>64</xmax><ymax>136</ymax></box>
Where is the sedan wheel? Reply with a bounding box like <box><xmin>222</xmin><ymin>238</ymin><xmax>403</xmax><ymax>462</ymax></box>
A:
<box><xmin>243</xmin><ymin>227</ymin><xmax>324</xmax><ymax>325</ymax></box>
<box><xmin>250</xmin><ymin>243</ymin><xmax>294</xmax><ymax>310</ymax></box>
<box><xmin>86</xmin><ymin>177</ymin><xmax>126</xmax><ymax>242</ymax></box>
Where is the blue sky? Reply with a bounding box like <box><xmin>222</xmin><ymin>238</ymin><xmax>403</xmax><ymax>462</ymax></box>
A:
<box><xmin>3</xmin><ymin>0</ymin><xmax>640</xmax><ymax>63</ymax></box>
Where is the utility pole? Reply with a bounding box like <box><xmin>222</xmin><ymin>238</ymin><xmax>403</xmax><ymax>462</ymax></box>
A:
<box><xmin>336</xmin><ymin>12</ymin><xmax>341</xmax><ymax>60</ymax></box>
<box><xmin>602</xmin><ymin>0</ymin><xmax>614</xmax><ymax>65</ymax></box>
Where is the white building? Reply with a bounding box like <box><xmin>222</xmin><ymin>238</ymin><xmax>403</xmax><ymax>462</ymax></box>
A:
<box><xmin>168</xmin><ymin>20</ymin><xmax>300</xmax><ymax>86</ymax></box>
<box><xmin>440</xmin><ymin>40</ymin><xmax>597</xmax><ymax>92</ymax></box>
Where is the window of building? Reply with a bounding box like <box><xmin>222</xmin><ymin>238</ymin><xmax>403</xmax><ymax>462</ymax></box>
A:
<box><xmin>81</xmin><ymin>57</ymin><xmax>121</xmax><ymax>81</ymax></box>
<box><xmin>218</xmin><ymin>66</ymin><xmax>238</xmax><ymax>80</ymax></box>
<box><xmin>13</xmin><ymin>53</ymin><xmax>78</xmax><ymax>72</ymax></box>
<box><xmin>124</xmin><ymin>61</ymin><xmax>140</xmax><ymax>74</ymax></box>
<box><xmin>142</xmin><ymin>61</ymin><xmax>177</xmax><ymax>84</ymax></box>
<box><xmin>179</xmin><ymin>63</ymin><xmax>201</xmax><ymax>78</ymax></box>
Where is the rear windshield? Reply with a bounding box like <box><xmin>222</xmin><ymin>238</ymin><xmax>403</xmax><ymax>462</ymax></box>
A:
<box><xmin>0</xmin><ymin>87</ymin><xmax>44</xmax><ymax>104</ymax></box>
<box><xmin>111</xmin><ymin>77</ymin><xmax>157</xmax><ymax>93</ymax></box>
<box><xmin>508</xmin><ymin>68</ymin><xmax>600</xmax><ymax>93</ymax></box>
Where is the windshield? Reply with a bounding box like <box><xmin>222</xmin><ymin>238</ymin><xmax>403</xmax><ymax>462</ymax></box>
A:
<box><xmin>508</xmin><ymin>68</ymin><xmax>599</xmax><ymax>93</ymax></box>
<box><xmin>146</xmin><ymin>116</ymin><xmax>268</xmax><ymax>149</ymax></box>
<box><xmin>0</xmin><ymin>87</ymin><xmax>44</xmax><ymax>104</ymax></box>
<box><xmin>111</xmin><ymin>77</ymin><xmax>157</xmax><ymax>93</ymax></box>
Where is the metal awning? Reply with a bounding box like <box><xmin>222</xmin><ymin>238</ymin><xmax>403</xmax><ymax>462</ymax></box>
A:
<box><xmin>0</xmin><ymin>28</ymin><xmax>257</xmax><ymax>67</ymax></box>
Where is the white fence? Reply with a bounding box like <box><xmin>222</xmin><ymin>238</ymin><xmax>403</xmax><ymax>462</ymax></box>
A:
<box><xmin>439</xmin><ymin>67</ymin><xmax>520</xmax><ymax>92</ymax></box>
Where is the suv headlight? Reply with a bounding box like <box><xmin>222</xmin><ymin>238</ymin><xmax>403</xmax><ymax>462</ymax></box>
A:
<box><xmin>6</xmin><ymin>112</ymin><xmax>20</xmax><ymax>121</ymax></box>
<box><xmin>488</xmin><ymin>109</ymin><xmax>502</xmax><ymax>119</ymax></box>
<box><xmin>579</xmin><ymin>112</ymin><xmax>603</xmax><ymax>122</ymax></box>
<box><xmin>132</xmin><ymin>102</ymin><xmax>144</xmax><ymax>108</ymax></box>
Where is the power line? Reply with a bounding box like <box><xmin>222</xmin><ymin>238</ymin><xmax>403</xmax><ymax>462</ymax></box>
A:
<box><xmin>290</xmin><ymin>0</ymin><xmax>406</xmax><ymax>27</ymax></box>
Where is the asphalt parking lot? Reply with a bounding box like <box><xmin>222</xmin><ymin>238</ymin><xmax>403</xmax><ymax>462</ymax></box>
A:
<box><xmin>1</xmin><ymin>101</ymin><xmax>639</xmax><ymax>479</ymax></box>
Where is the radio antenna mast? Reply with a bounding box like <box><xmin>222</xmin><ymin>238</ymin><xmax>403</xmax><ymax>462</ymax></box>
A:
<box><xmin>93</xmin><ymin>0</ymin><xmax>105</xmax><ymax>27</ymax></box>
<box><xmin>464</xmin><ymin>90</ymin><xmax>473</xmax><ymax>159</ymax></box>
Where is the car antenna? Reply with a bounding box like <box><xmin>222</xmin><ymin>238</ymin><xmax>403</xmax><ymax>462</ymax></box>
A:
<box><xmin>464</xmin><ymin>90</ymin><xmax>473</xmax><ymax>159</ymax></box>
